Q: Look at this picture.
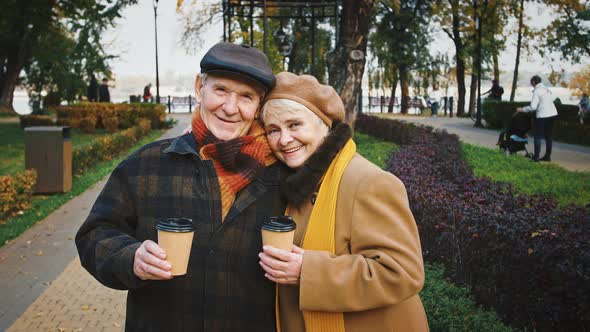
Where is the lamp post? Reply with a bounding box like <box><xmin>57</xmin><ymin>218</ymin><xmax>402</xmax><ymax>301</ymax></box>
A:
<box><xmin>474</xmin><ymin>0</ymin><xmax>487</xmax><ymax>128</ymax></box>
<box><xmin>274</xmin><ymin>24</ymin><xmax>292</xmax><ymax>69</ymax></box>
<box><xmin>153</xmin><ymin>0</ymin><xmax>160</xmax><ymax>104</ymax></box>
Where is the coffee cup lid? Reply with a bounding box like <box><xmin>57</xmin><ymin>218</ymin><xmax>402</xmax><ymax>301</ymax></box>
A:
<box><xmin>260</xmin><ymin>215</ymin><xmax>296</xmax><ymax>232</ymax></box>
<box><xmin>156</xmin><ymin>218</ymin><xmax>195</xmax><ymax>233</ymax></box>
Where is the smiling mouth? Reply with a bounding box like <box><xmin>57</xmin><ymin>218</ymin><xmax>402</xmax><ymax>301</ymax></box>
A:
<box><xmin>216</xmin><ymin>116</ymin><xmax>238</xmax><ymax>124</ymax></box>
<box><xmin>283</xmin><ymin>146</ymin><xmax>302</xmax><ymax>154</ymax></box>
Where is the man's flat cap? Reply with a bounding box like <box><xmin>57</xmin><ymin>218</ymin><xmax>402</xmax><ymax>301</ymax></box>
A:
<box><xmin>200</xmin><ymin>42</ymin><xmax>275</xmax><ymax>91</ymax></box>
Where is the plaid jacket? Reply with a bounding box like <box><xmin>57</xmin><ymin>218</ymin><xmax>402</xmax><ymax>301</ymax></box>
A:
<box><xmin>76</xmin><ymin>133</ymin><xmax>287</xmax><ymax>331</ymax></box>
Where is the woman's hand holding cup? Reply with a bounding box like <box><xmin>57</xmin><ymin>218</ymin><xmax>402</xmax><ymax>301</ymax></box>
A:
<box><xmin>259</xmin><ymin>245</ymin><xmax>304</xmax><ymax>285</ymax></box>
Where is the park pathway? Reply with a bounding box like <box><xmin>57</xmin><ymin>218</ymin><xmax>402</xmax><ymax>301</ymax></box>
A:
<box><xmin>0</xmin><ymin>113</ymin><xmax>190</xmax><ymax>332</ymax></box>
<box><xmin>0</xmin><ymin>112</ymin><xmax>587</xmax><ymax>332</ymax></box>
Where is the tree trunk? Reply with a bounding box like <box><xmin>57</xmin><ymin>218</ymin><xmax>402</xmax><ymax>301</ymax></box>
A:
<box><xmin>493</xmin><ymin>51</ymin><xmax>500</xmax><ymax>82</ymax></box>
<box><xmin>468</xmin><ymin>70</ymin><xmax>477</xmax><ymax>116</ymax></box>
<box><xmin>328</xmin><ymin>0</ymin><xmax>374</xmax><ymax>129</ymax></box>
<box><xmin>399</xmin><ymin>65</ymin><xmax>410</xmax><ymax>114</ymax></box>
<box><xmin>451</xmin><ymin>1</ymin><xmax>466</xmax><ymax>116</ymax></box>
<box><xmin>388</xmin><ymin>78</ymin><xmax>398</xmax><ymax>113</ymax></box>
<box><xmin>0</xmin><ymin>48</ymin><xmax>25</xmax><ymax>115</ymax></box>
<box><xmin>510</xmin><ymin>0</ymin><xmax>524</xmax><ymax>102</ymax></box>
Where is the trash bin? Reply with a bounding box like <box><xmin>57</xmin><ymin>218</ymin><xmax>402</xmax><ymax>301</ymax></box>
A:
<box><xmin>25</xmin><ymin>126</ymin><xmax>72</xmax><ymax>193</ymax></box>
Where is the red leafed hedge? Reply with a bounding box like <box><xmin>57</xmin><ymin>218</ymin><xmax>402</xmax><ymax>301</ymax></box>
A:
<box><xmin>355</xmin><ymin>114</ymin><xmax>590</xmax><ymax>331</ymax></box>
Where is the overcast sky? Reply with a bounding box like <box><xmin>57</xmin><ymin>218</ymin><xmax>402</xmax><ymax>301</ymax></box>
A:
<box><xmin>104</xmin><ymin>0</ymin><xmax>587</xmax><ymax>84</ymax></box>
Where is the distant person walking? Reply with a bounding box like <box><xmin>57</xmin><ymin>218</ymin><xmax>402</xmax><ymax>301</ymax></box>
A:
<box><xmin>87</xmin><ymin>74</ymin><xmax>98</xmax><ymax>102</ymax></box>
<box><xmin>98</xmin><ymin>78</ymin><xmax>110</xmax><ymax>102</ymax></box>
<box><xmin>428</xmin><ymin>83</ymin><xmax>443</xmax><ymax>117</ymax></box>
<box><xmin>517</xmin><ymin>75</ymin><xmax>558</xmax><ymax>162</ymax></box>
<box><xmin>483</xmin><ymin>79</ymin><xmax>504</xmax><ymax>100</ymax></box>
<box><xmin>579</xmin><ymin>93</ymin><xmax>589</xmax><ymax>124</ymax></box>
<box><xmin>143</xmin><ymin>83</ymin><xmax>153</xmax><ymax>102</ymax></box>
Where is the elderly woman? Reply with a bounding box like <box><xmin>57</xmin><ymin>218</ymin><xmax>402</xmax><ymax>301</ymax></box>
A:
<box><xmin>258</xmin><ymin>72</ymin><xmax>428</xmax><ymax>332</ymax></box>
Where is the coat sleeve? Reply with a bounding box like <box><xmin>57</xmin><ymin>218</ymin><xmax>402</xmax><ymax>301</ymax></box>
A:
<box><xmin>523</xmin><ymin>89</ymin><xmax>540</xmax><ymax>113</ymax></box>
<box><xmin>298</xmin><ymin>170</ymin><xmax>425</xmax><ymax>312</ymax></box>
<box><xmin>75</xmin><ymin>160</ymin><xmax>149</xmax><ymax>290</ymax></box>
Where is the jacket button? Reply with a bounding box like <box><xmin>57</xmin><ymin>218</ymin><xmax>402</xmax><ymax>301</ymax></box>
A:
<box><xmin>195</xmin><ymin>169</ymin><xmax>200</xmax><ymax>176</ymax></box>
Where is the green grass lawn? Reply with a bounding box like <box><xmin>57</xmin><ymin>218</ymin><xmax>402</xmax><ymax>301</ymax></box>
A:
<box><xmin>462</xmin><ymin>143</ymin><xmax>590</xmax><ymax>207</ymax></box>
<box><xmin>0</xmin><ymin>129</ymin><xmax>163</xmax><ymax>246</ymax></box>
<box><xmin>0</xmin><ymin>123</ymin><xmax>111</xmax><ymax>176</ymax></box>
<box><xmin>353</xmin><ymin>132</ymin><xmax>399</xmax><ymax>168</ymax></box>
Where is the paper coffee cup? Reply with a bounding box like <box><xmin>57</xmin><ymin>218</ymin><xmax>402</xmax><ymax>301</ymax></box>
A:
<box><xmin>260</xmin><ymin>216</ymin><xmax>296</xmax><ymax>251</ymax></box>
<box><xmin>156</xmin><ymin>218</ymin><xmax>195</xmax><ymax>276</ymax></box>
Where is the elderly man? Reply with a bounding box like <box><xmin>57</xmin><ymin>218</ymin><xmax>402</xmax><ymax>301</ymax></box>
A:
<box><xmin>76</xmin><ymin>43</ymin><xmax>286</xmax><ymax>331</ymax></box>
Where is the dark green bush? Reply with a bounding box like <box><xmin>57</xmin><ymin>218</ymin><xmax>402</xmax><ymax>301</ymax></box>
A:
<box><xmin>481</xmin><ymin>100</ymin><xmax>529</xmax><ymax>129</ymax></box>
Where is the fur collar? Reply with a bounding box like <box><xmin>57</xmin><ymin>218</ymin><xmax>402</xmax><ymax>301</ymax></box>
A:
<box><xmin>281</xmin><ymin>121</ymin><xmax>352</xmax><ymax>207</ymax></box>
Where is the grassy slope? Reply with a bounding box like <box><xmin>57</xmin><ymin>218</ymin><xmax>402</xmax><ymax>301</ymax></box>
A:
<box><xmin>462</xmin><ymin>143</ymin><xmax>590</xmax><ymax>207</ymax></box>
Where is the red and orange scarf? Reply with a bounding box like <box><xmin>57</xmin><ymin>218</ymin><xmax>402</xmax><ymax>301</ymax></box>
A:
<box><xmin>192</xmin><ymin>112</ymin><xmax>276</xmax><ymax>221</ymax></box>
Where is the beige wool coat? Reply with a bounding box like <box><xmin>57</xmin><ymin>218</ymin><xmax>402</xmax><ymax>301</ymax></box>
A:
<box><xmin>278</xmin><ymin>153</ymin><xmax>429</xmax><ymax>332</ymax></box>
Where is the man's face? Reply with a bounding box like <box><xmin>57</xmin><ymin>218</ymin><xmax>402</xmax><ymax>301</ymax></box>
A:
<box><xmin>195</xmin><ymin>74</ymin><xmax>263</xmax><ymax>141</ymax></box>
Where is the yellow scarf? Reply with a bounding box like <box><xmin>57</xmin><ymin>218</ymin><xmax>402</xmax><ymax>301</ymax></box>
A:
<box><xmin>276</xmin><ymin>138</ymin><xmax>356</xmax><ymax>332</ymax></box>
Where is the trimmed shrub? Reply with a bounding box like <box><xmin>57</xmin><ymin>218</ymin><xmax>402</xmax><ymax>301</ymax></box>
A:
<box><xmin>72</xmin><ymin>119</ymin><xmax>152</xmax><ymax>174</ymax></box>
<box><xmin>79</xmin><ymin>116</ymin><xmax>97</xmax><ymax>133</ymax></box>
<box><xmin>0</xmin><ymin>170</ymin><xmax>37</xmax><ymax>221</ymax></box>
<box><xmin>550</xmin><ymin>120</ymin><xmax>590</xmax><ymax>146</ymax></box>
<box><xmin>482</xmin><ymin>100</ymin><xmax>529</xmax><ymax>128</ymax></box>
<box><xmin>102</xmin><ymin>116</ymin><xmax>119</xmax><ymax>132</ymax></box>
<box><xmin>51</xmin><ymin>102</ymin><xmax>167</xmax><ymax>130</ymax></box>
<box><xmin>19</xmin><ymin>115</ymin><xmax>54</xmax><ymax>128</ymax></box>
<box><xmin>356</xmin><ymin>114</ymin><xmax>590</xmax><ymax>331</ymax></box>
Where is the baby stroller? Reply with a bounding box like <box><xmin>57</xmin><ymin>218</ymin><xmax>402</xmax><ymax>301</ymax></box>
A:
<box><xmin>497</xmin><ymin>112</ymin><xmax>532</xmax><ymax>157</ymax></box>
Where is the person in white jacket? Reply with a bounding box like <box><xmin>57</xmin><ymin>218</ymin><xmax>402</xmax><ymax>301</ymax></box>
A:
<box><xmin>428</xmin><ymin>83</ymin><xmax>444</xmax><ymax>117</ymax></box>
<box><xmin>517</xmin><ymin>75</ymin><xmax>558</xmax><ymax>162</ymax></box>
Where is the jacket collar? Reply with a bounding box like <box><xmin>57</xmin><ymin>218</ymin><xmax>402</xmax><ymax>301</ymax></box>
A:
<box><xmin>281</xmin><ymin>121</ymin><xmax>352</xmax><ymax>207</ymax></box>
<box><xmin>163</xmin><ymin>132</ymin><xmax>200</xmax><ymax>157</ymax></box>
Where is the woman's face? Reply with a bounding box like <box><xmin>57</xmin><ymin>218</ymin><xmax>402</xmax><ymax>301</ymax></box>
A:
<box><xmin>262</xmin><ymin>100</ymin><xmax>329</xmax><ymax>169</ymax></box>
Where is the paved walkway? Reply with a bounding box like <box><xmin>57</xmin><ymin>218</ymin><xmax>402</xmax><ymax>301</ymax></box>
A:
<box><xmin>0</xmin><ymin>112</ymin><xmax>587</xmax><ymax>331</ymax></box>
<box><xmin>374</xmin><ymin>113</ymin><xmax>590</xmax><ymax>172</ymax></box>
<box><xmin>0</xmin><ymin>113</ymin><xmax>191</xmax><ymax>331</ymax></box>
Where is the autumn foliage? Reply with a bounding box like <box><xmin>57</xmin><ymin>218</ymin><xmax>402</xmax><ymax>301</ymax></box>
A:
<box><xmin>52</xmin><ymin>102</ymin><xmax>167</xmax><ymax>130</ymax></box>
<box><xmin>356</xmin><ymin>114</ymin><xmax>590</xmax><ymax>331</ymax></box>
<box><xmin>0</xmin><ymin>170</ymin><xmax>37</xmax><ymax>221</ymax></box>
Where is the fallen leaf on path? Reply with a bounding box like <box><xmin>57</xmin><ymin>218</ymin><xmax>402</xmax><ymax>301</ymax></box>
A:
<box><xmin>43</xmin><ymin>281</ymin><xmax>51</xmax><ymax>286</ymax></box>
<box><xmin>36</xmin><ymin>250</ymin><xmax>43</xmax><ymax>256</ymax></box>
<box><xmin>34</xmin><ymin>312</ymin><xmax>44</xmax><ymax>318</ymax></box>
<box><xmin>19</xmin><ymin>255</ymin><xmax>27</xmax><ymax>260</ymax></box>
<box><xmin>114</xmin><ymin>322</ymin><xmax>121</xmax><ymax>327</ymax></box>
<box><xmin>81</xmin><ymin>304</ymin><xmax>90</xmax><ymax>311</ymax></box>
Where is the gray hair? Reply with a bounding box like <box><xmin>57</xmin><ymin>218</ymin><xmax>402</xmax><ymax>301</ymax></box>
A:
<box><xmin>261</xmin><ymin>99</ymin><xmax>329</xmax><ymax>130</ymax></box>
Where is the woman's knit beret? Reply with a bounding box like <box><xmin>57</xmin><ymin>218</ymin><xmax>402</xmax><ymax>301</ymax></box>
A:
<box><xmin>264</xmin><ymin>72</ymin><xmax>345</xmax><ymax>127</ymax></box>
